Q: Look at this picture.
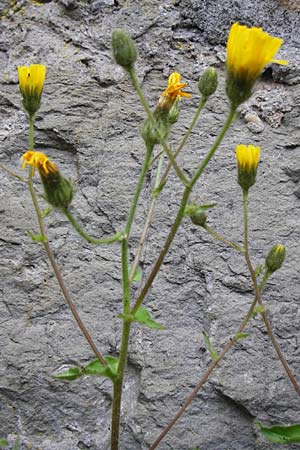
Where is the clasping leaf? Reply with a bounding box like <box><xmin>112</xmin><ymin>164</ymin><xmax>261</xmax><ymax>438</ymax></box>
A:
<box><xmin>256</xmin><ymin>422</ymin><xmax>300</xmax><ymax>444</ymax></box>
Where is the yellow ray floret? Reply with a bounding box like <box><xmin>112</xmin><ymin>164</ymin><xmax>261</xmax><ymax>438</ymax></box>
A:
<box><xmin>236</xmin><ymin>144</ymin><xmax>260</xmax><ymax>170</ymax></box>
<box><xmin>227</xmin><ymin>23</ymin><xmax>287</xmax><ymax>84</ymax></box>
<box><xmin>163</xmin><ymin>72</ymin><xmax>191</xmax><ymax>101</ymax></box>
<box><xmin>21</xmin><ymin>151</ymin><xmax>57</xmax><ymax>177</ymax></box>
<box><xmin>18</xmin><ymin>64</ymin><xmax>46</xmax><ymax>96</ymax></box>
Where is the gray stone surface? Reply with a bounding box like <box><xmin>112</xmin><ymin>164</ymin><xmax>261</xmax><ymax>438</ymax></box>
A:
<box><xmin>0</xmin><ymin>0</ymin><xmax>300</xmax><ymax>449</ymax></box>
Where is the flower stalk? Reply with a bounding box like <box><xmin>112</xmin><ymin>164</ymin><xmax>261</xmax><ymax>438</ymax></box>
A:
<box><xmin>242</xmin><ymin>190</ymin><xmax>300</xmax><ymax>397</ymax></box>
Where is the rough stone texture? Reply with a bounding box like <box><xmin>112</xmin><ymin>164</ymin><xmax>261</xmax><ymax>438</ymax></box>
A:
<box><xmin>0</xmin><ymin>0</ymin><xmax>300</xmax><ymax>449</ymax></box>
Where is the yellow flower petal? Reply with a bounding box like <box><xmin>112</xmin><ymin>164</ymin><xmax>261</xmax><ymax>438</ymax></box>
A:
<box><xmin>226</xmin><ymin>23</ymin><xmax>287</xmax><ymax>106</ymax></box>
<box><xmin>21</xmin><ymin>150</ymin><xmax>57</xmax><ymax>177</ymax></box>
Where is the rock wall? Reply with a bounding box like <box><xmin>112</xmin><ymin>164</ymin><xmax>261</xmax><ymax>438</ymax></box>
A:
<box><xmin>0</xmin><ymin>0</ymin><xmax>300</xmax><ymax>449</ymax></box>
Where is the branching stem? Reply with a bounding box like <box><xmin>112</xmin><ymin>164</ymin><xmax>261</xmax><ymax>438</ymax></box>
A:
<box><xmin>242</xmin><ymin>189</ymin><xmax>300</xmax><ymax>398</ymax></box>
<box><xmin>63</xmin><ymin>208</ymin><xmax>123</xmax><ymax>245</ymax></box>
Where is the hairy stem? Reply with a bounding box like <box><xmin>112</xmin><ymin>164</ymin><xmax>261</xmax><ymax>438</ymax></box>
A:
<box><xmin>110</xmin><ymin>142</ymin><xmax>153</xmax><ymax>450</ymax></box>
<box><xmin>63</xmin><ymin>208</ymin><xmax>123</xmax><ymax>245</ymax></box>
<box><xmin>158</xmin><ymin>97</ymin><xmax>207</xmax><ymax>189</ymax></box>
<box><xmin>243</xmin><ymin>189</ymin><xmax>300</xmax><ymax>397</ymax></box>
<box><xmin>131</xmin><ymin>186</ymin><xmax>191</xmax><ymax>315</ymax></box>
<box><xmin>27</xmin><ymin>169</ymin><xmax>107</xmax><ymax>366</ymax></box>
<box><xmin>129</xmin><ymin>153</ymin><xmax>164</xmax><ymax>283</ymax></box>
<box><xmin>131</xmin><ymin>107</ymin><xmax>236</xmax><ymax>315</ymax></box>
<box><xmin>29</xmin><ymin>114</ymin><xmax>34</xmax><ymax>150</ymax></box>
<box><xmin>203</xmin><ymin>224</ymin><xmax>244</xmax><ymax>253</ymax></box>
<box><xmin>149</xmin><ymin>276</ymin><xmax>268</xmax><ymax>450</ymax></box>
<box><xmin>0</xmin><ymin>163</ymin><xmax>27</xmax><ymax>182</ymax></box>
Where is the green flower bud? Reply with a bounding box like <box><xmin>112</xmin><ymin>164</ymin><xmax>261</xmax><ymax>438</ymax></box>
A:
<box><xmin>112</xmin><ymin>29</ymin><xmax>137</xmax><ymax>70</ymax></box>
<box><xmin>198</xmin><ymin>67</ymin><xmax>218</xmax><ymax>98</ymax></box>
<box><xmin>168</xmin><ymin>101</ymin><xmax>180</xmax><ymax>124</ymax></box>
<box><xmin>266</xmin><ymin>244</ymin><xmax>286</xmax><ymax>274</ymax></box>
<box><xmin>190</xmin><ymin>209</ymin><xmax>207</xmax><ymax>227</ymax></box>
<box><xmin>184</xmin><ymin>204</ymin><xmax>213</xmax><ymax>228</ymax></box>
<box><xmin>42</xmin><ymin>173</ymin><xmax>74</xmax><ymax>209</ymax></box>
<box><xmin>141</xmin><ymin>109</ymin><xmax>170</xmax><ymax>147</ymax></box>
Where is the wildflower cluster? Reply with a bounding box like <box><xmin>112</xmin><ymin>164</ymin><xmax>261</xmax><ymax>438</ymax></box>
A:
<box><xmin>9</xmin><ymin>21</ymin><xmax>292</xmax><ymax>450</ymax></box>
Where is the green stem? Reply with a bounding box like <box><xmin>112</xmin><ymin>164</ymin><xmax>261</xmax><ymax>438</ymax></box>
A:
<box><xmin>125</xmin><ymin>143</ymin><xmax>153</xmax><ymax>237</ymax></box>
<box><xmin>128</xmin><ymin>67</ymin><xmax>188</xmax><ymax>186</ymax></box>
<box><xmin>129</xmin><ymin>153</ymin><xmax>164</xmax><ymax>283</ymax></box>
<box><xmin>131</xmin><ymin>186</ymin><xmax>191</xmax><ymax>316</ymax></box>
<box><xmin>26</xmin><ymin>115</ymin><xmax>106</xmax><ymax>367</ymax></box>
<box><xmin>131</xmin><ymin>107</ymin><xmax>236</xmax><ymax>315</ymax></box>
<box><xmin>110</xmin><ymin>142</ymin><xmax>153</xmax><ymax>450</ymax></box>
<box><xmin>63</xmin><ymin>208</ymin><xmax>122</xmax><ymax>245</ymax></box>
<box><xmin>243</xmin><ymin>190</ymin><xmax>300</xmax><ymax>398</ymax></box>
<box><xmin>190</xmin><ymin>106</ymin><xmax>236</xmax><ymax>189</ymax></box>
<box><xmin>158</xmin><ymin>97</ymin><xmax>207</xmax><ymax>189</ymax></box>
<box><xmin>203</xmin><ymin>224</ymin><xmax>244</xmax><ymax>253</ymax></box>
<box><xmin>27</xmin><ymin>169</ymin><xmax>107</xmax><ymax>366</ymax></box>
<box><xmin>111</xmin><ymin>320</ymin><xmax>131</xmax><ymax>450</ymax></box>
<box><xmin>0</xmin><ymin>163</ymin><xmax>27</xmax><ymax>182</ymax></box>
<box><xmin>148</xmin><ymin>276</ymin><xmax>267</xmax><ymax>450</ymax></box>
<box><xmin>29</xmin><ymin>114</ymin><xmax>35</xmax><ymax>150</ymax></box>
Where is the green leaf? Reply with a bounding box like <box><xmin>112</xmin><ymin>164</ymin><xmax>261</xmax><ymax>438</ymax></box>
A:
<box><xmin>256</xmin><ymin>422</ymin><xmax>300</xmax><ymax>444</ymax></box>
<box><xmin>133</xmin><ymin>307</ymin><xmax>166</xmax><ymax>330</ymax></box>
<box><xmin>131</xmin><ymin>266</ymin><xmax>142</xmax><ymax>282</ymax></box>
<box><xmin>52</xmin><ymin>366</ymin><xmax>83</xmax><ymax>381</ymax></box>
<box><xmin>184</xmin><ymin>203</ymin><xmax>217</xmax><ymax>217</ymax></box>
<box><xmin>52</xmin><ymin>356</ymin><xmax>119</xmax><ymax>382</ymax></box>
<box><xmin>235</xmin><ymin>332</ymin><xmax>250</xmax><ymax>340</ymax></box>
<box><xmin>41</xmin><ymin>206</ymin><xmax>53</xmax><ymax>218</ymax></box>
<box><xmin>83</xmin><ymin>356</ymin><xmax>119</xmax><ymax>381</ymax></box>
<box><xmin>27</xmin><ymin>230</ymin><xmax>47</xmax><ymax>243</ymax></box>
<box><xmin>0</xmin><ymin>439</ymin><xmax>8</xmax><ymax>448</ymax></box>
<box><xmin>202</xmin><ymin>331</ymin><xmax>218</xmax><ymax>361</ymax></box>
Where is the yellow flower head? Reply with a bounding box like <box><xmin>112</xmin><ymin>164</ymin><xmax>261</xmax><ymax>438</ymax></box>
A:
<box><xmin>18</xmin><ymin>64</ymin><xmax>46</xmax><ymax>115</ymax></box>
<box><xmin>158</xmin><ymin>72</ymin><xmax>191</xmax><ymax>110</ymax></box>
<box><xmin>21</xmin><ymin>150</ymin><xmax>57</xmax><ymax>177</ymax></box>
<box><xmin>236</xmin><ymin>144</ymin><xmax>260</xmax><ymax>190</ymax></box>
<box><xmin>21</xmin><ymin>150</ymin><xmax>73</xmax><ymax>209</ymax></box>
<box><xmin>226</xmin><ymin>23</ymin><xmax>287</xmax><ymax>106</ymax></box>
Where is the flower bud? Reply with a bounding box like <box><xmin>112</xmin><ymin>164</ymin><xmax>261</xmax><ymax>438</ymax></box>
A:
<box><xmin>168</xmin><ymin>101</ymin><xmax>180</xmax><ymax>124</ymax></box>
<box><xmin>190</xmin><ymin>209</ymin><xmax>207</xmax><ymax>227</ymax></box>
<box><xmin>42</xmin><ymin>173</ymin><xmax>74</xmax><ymax>209</ymax></box>
<box><xmin>236</xmin><ymin>144</ymin><xmax>260</xmax><ymax>191</ymax></box>
<box><xmin>112</xmin><ymin>29</ymin><xmax>137</xmax><ymax>70</ymax></box>
<box><xmin>184</xmin><ymin>204</ymin><xmax>214</xmax><ymax>228</ymax></box>
<box><xmin>21</xmin><ymin>150</ymin><xmax>74</xmax><ymax>209</ymax></box>
<box><xmin>141</xmin><ymin>110</ymin><xmax>170</xmax><ymax>147</ymax></box>
<box><xmin>266</xmin><ymin>244</ymin><xmax>286</xmax><ymax>274</ymax></box>
<box><xmin>18</xmin><ymin>64</ymin><xmax>46</xmax><ymax>116</ymax></box>
<box><xmin>198</xmin><ymin>67</ymin><xmax>218</xmax><ymax>98</ymax></box>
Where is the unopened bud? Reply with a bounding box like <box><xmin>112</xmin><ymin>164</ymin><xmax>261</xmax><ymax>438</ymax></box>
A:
<box><xmin>141</xmin><ymin>109</ymin><xmax>170</xmax><ymax>147</ymax></box>
<box><xmin>266</xmin><ymin>244</ymin><xmax>286</xmax><ymax>274</ymax></box>
<box><xmin>112</xmin><ymin>29</ymin><xmax>137</xmax><ymax>70</ymax></box>
<box><xmin>42</xmin><ymin>173</ymin><xmax>74</xmax><ymax>209</ymax></box>
<box><xmin>184</xmin><ymin>204</ymin><xmax>210</xmax><ymax>227</ymax></box>
<box><xmin>198</xmin><ymin>67</ymin><xmax>218</xmax><ymax>98</ymax></box>
<box><xmin>190</xmin><ymin>210</ymin><xmax>207</xmax><ymax>227</ymax></box>
<box><xmin>168</xmin><ymin>101</ymin><xmax>180</xmax><ymax>124</ymax></box>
